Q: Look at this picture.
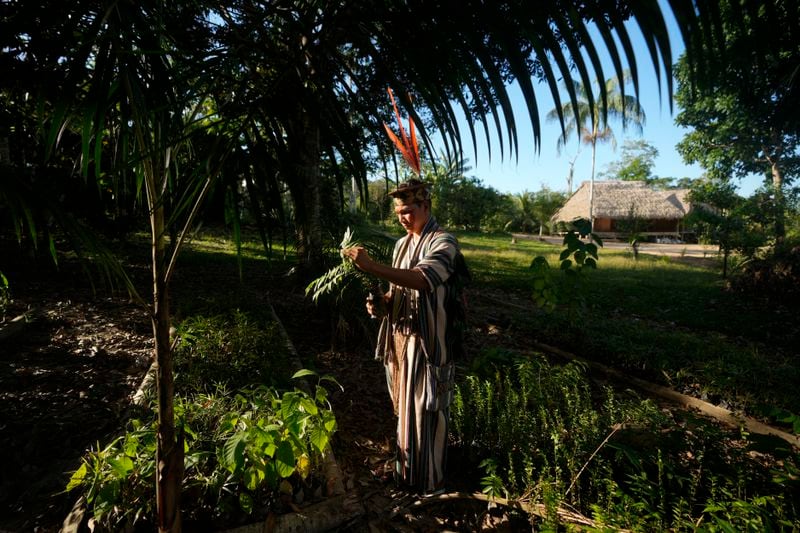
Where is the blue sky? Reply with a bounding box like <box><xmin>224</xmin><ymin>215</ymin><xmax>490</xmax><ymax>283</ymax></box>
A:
<box><xmin>433</xmin><ymin>8</ymin><xmax>763</xmax><ymax>198</ymax></box>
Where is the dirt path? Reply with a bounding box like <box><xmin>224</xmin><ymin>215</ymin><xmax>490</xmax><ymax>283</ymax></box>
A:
<box><xmin>513</xmin><ymin>233</ymin><xmax>719</xmax><ymax>262</ymax></box>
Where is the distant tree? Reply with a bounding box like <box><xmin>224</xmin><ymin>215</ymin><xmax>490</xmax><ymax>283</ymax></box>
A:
<box><xmin>686</xmin><ymin>177</ymin><xmax>768</xmax><ymax>278</ymax></box>
<box><xmin>507</xmin><ymin>191</ymin><xmax>537</xmax><ymax>233</ymax></box>
<box><xmin>505</xmin><ymin>188</ymin><xmax>566</xmax><ymax>235</ymax></box>
<box><xmin>547</xmin><ymin>73</ymin><xmax>645</xmax><ymax>232</ymax></box>
<box><xmin>530</xmin><ymin>188</ymin><xmax>568</xmax><ymax>236</ymax></box>
<box><xmin>675</xmin><ymin>0</ymin><xmax>800</xmax><ymax>244</ymax></box>
<box><xmin>366</xmin><ymin>178</ymin><xmax>393</xmax><ymax>224</ymax></box>
<box><xmin>483</xmin><ymin>194</ymin><xmax>517</xmax><ymax>233</ymax></box>
<box><xmin>427</xmin><ymin>158</ymin><xmax>503</xmax><ymax>232</ymax></box>
<box><xmin>673</xmin><ymin>177</ymin><xmax>697</xmax><ymax>189</ymax></box>
<box><xmin>600</xmin><ymin>139</ymin><xmax>672</xmax><ymax>188</ymax></box>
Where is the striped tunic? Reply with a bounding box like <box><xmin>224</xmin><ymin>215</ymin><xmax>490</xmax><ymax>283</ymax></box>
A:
<box><xmin>382</xmin><ymin>216</ymin><xmax>460</xmax><ymax>494</ymax></box>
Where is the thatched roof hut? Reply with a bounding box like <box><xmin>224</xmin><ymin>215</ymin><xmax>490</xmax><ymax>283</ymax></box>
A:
<box><xmin>551</xmin><ymin>181</ymin><xmax>692</xmax><ymax>236</ymax></box>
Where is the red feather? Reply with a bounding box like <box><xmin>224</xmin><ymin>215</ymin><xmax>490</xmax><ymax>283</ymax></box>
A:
<box><xmin>383</xmin><ymin>88</ymin><xmax>421</xmax><ymax>174</ymax></box>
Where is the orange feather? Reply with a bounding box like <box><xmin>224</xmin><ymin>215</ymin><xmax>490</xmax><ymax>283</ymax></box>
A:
<box><xmin>383</xmin><ymin>87</ymin><xmax>421</xmax><ymax>175</ymax></box>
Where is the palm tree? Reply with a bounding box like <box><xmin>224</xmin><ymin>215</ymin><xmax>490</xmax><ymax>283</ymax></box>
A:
<box><xmin>547</xmin><ymin>74</ymin><xmax>645</xmax><ymax>232</ymax></box>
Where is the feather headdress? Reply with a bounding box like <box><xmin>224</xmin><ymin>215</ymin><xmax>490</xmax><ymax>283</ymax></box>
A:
<box><xmin>383</xmin><ymin>88</ymin><xmax>421</xmax><ymax>175</ymax></box>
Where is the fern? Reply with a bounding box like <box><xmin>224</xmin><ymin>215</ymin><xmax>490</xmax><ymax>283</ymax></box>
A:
<box><xmin>304</xmin><ymin>227</ymin><xmax>358</xmax><ymax>303</ymax></box>
<box><xmin>305</xmin><ymin>226</ymin><xmax>395</xmax><ymax>304</ymax></box>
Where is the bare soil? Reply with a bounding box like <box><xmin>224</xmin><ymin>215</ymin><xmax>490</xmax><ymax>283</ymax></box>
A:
<box><xmin>0</xmin><ymin>259</ymin><xmax>152</xmax><ymax>531</ymax></box>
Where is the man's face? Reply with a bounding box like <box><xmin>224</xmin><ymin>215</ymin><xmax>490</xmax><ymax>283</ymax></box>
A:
<box><xmin>394</xmin><ymin>201</ymin><xmax>429</xmax><ymax>235</ymax></box>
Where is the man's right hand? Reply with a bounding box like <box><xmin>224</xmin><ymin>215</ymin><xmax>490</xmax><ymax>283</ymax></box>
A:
<box><xmin>366</xmin><ymin>291</ymin><xmax>389</xmax><ymax>318</ymax></box>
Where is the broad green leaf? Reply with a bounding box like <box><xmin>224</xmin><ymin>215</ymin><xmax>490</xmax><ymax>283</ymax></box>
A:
<box><xmin>299</xmin><ymin>397</ymin><xmax>319</xmax><ymax>416</ymax></box>
<box><xmin>321</xmin><ymin>411</ymin><xmax>337</xmax><ymax>432</ymax></box>
<box><xmin>292</xmin><ymin>368</ymin><xmax>317</xmax><ymax>380</ymax></box>
<box><xmin>530</xmin><ymin>256</ymin><xmax>549</xmax><ymax>269</ymax></box>
<box><xmin>320</xmin><ymin>375</ymin><xmax>344</xmax><ymax>391</ymax></box>
<box><xmin>244</xmin><ymin>465</ymin><xmax>264</xmax><ymax>491</ymax></box>
<box><xmin>264</xmin><ymin>460</ymin><xmax>278</xmax><ymax>488</ymax></box>
<box><xmin>66</xmin><ymin>463</ymin><xmax>87</xmax><ymax>492</ymax></box>
<box><xmin>283</xmin><ymin>412</ymin><xmax>307</xmax><ymax>438</ymax></box>
<box><xmin>559</xmin><ymin>248</ymin><xmax>571</xmax><ymax>261</ymax></box>
<box><xmin>310</xmin><ymin>426</ymin><xmax>330</xmax><ymax>454</ymax></box>
<box><xmin>222</xmin><ymin>433</ymin><xmax>247</xmax><ymax>473</ymax></box>
<box><xmin>560</xmin><ymin>259</ymin><xmax>572</xmax><ymax>270</ymax></box>
<box><xmin>281</xmin><ymin>392</ymin><xmax>301</xmax><ymax>421</ymax></box>
<box><xmin>123</xmin><ymin>436</ymin><xmax>139</xmax><ymax>457</ymax></box>
<box><xmin>108</xmin><ymin>456</ymin><xmax>134</xmax><ymax>477</ymax></box>
<box><xmin>275</xmin><ymin>440</ymin><xmax>295</xmax><ymax>478</ymax></box>
<box><xmin>265</xmin><ymin>441</ymin><xmax>277</xmax><ymax>458</ymax></box>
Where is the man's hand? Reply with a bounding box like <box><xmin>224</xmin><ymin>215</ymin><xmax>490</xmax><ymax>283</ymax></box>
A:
<box><xmin>342</xmin><ymin>246</ymin><xmax>372</xmax><ymax>271</ymax></box>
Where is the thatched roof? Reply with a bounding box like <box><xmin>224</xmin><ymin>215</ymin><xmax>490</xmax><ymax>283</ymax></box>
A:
<box><xmin>551</xmin><ymin>181</ymin><xmax>691</xmax><ymax>222</ymax></box>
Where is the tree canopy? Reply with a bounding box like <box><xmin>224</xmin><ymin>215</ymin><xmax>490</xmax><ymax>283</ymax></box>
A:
<box><xmin>675</xmin><ymin>0</ymin><xmax>800</xmax><ymax>242</ymax></box>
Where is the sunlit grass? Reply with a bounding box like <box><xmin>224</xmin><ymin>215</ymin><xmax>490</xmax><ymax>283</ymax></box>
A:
<box><xmin>456</xmin><ymin>231</ymin><xmax>798</xmax><ymax>416</ymax></box>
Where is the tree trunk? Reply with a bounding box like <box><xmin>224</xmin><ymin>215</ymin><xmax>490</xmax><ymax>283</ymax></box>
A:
<box><xmin>589</xmin><ymin>140</ymin><xmax>597</xmax><ymax>238</ymax></box>
<box><xmin>150</xmin><ymin>198</ymin><xmax>183</xmax><ymax>533</ymax></box>
<box><xmin>287</xmin><ymin>103</ymin><xmax>324</xmax><ymax>274</ymax></box>
<box><xmin>771</xmin><ymin>161</ymin><xmax>785</xmax><ymax>244</ymax></box>
<box><xmin>722</xmin><ymin>247</ymin><xmax>729</xmax><ymax>278</ymax></box>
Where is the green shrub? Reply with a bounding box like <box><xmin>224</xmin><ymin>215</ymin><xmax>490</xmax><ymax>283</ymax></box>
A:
<box><xmin>67</xmin><ymin>375</ymin><xmax>338</xmax><ymax>529</ymax></box>
<box><xmin>0</xmin><ymin>271</ymin><xmax>10</xmax><ymax>318</ymax></box>
<box><xmin>452</xmin><ymin>348</ymin><xmax>800</xmax><ymax>530</ymax></box>
<box><xmin>451</xmin><ymin>350</ymin><xmax>644</xmax><ymax>508</ymax></box>
<box><xmin>67</xmin><ymin>303</ymin><xmax>338</xmax><ymax>529</ymax></box>
<box><xmin>173</xmin><ymin>310</ymin><xmax>293</xmax><ymax>392</ymax></box>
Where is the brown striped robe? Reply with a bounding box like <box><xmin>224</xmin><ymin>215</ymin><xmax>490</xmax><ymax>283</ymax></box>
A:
<box><xmin>382</xmin><ymin>216</ymin><xmax>459</xmax><ymax>494</ymax></box>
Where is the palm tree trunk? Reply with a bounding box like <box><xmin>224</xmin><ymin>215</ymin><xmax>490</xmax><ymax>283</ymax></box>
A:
<box><xmin>138</xmin><ymin>140</ymin><xmax>183</xmax><ymax>530</ymax></box>
<box><xmin>589</xmin><ymin>140</ymin><xmax>597</xmax><ymax>236</ymax></box>
<box><xmin>149</xmin><ymin>190</ymin><xmax>183</xmax><ymax>533</ymax></box>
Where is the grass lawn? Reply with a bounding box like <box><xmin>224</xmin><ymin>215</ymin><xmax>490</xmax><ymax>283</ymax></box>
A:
<box><xmin>457</xmin><ymin>231</ymin><xmax>799</xmax><ymax>418</ymax></box>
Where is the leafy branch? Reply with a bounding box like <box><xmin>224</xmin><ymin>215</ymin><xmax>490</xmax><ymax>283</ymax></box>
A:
<box><xmin>304</xmin><ymin>227</ymin><xmax>394</xmax><ymax>304</ymax></box>
<box><xmin>305</xmin><ymin>227</ymin><xmax>358</xmax><ymax>303</ymax></box>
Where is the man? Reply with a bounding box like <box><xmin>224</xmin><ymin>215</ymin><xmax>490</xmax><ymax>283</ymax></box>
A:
<box><xmin>343</xmin><ymin>178</ymin><xmax>465</xmax><ymax>496</ymax></box>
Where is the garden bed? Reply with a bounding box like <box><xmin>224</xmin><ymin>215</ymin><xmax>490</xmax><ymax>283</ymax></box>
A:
<box><xmin>2</xmin><ymin>231</ymin><xmax>798</xmax><ymax>531</ymax></box>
